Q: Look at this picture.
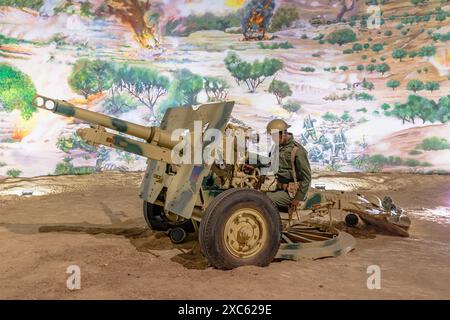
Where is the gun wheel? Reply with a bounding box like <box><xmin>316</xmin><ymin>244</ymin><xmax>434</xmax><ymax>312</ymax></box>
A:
<box><xmin>199</xmin><ymin>188</ymin><xmax>281</xmax><ymax>270</ymax></box>
<box><xmin>223</xmin><ymin>208</ymin><xmax>268</xmax><ymax>258</ymax></box>
<box><xmin>143</xmin><ymin>201</ymin><xmax>194</xmax><ymax>233</ymax></box>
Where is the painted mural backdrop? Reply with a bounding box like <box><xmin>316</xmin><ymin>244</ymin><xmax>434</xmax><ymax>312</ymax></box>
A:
<box><xmin>0</xmin><ymin>0</ymin><xmax>449</xmax><ymax>178</ymax></box>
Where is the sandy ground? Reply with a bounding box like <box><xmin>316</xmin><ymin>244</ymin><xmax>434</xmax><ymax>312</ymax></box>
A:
<box><xmin>0</xmin><ymin>172</ymin><xmax>449</xmax><ymax>300</ymax></box>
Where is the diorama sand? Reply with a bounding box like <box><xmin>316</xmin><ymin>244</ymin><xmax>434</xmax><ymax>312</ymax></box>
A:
<box><xmin>0</xmin><ymin>171</ymin><xmax>449</xmax><ymax>299</ymax></box>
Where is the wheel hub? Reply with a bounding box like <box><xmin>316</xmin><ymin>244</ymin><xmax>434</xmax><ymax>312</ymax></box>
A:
<box><xmin>237</xmin><ymin>225</ymin><xmax>253</xmax><ymax>243</ymax></box>
<box><xmin>224</xmin><ymin>208</ymin><xmax>268</xmax><ymax>258</ymax></box>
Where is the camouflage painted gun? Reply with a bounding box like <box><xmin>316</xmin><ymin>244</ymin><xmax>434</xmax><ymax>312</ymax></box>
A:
<box><xmin>34</xmin><ymin>95</ymin><xmax>287</xmax><ymax>269</ymax></box>
<box><xmin>33</xmin><ymin>96</ymin><xmax>356</xmax><ymax>269</ymax></box>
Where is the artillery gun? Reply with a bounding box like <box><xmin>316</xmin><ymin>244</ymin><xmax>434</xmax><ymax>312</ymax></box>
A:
<box><xmin>33</xmin><ymin>96</ymin><xmax>356</xmax><ymax>269</ymax></box>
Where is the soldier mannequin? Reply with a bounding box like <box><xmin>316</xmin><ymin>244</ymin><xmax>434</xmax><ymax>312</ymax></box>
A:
<box><xmin>266</xmin><ymin>119</ymin><xmax>312</xmax><ymax>211</ymax></box>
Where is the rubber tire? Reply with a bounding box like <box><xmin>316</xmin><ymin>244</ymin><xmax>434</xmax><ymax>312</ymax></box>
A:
<box><xmin>169</xmin><ymin>227</ymin><xmax>187</xmax><ymax>244</ymax></box>
<box><xmin>143</xmin><ymin>201</ymin><xmax>195</xmax><ymax>233</ymax></box>
<box><xmin>199</xmin><ymin>188</ymin><xmax>281</xmax><ymax>270</ymax></box>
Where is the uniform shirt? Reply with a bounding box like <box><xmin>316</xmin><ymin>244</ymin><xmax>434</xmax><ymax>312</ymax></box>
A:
<box><xmin>276</xmin><ymin>134</ymin><xmax>311</xmax><ymax>201</ymax></box>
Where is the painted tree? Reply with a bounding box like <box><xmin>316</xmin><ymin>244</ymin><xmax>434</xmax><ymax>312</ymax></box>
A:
<box><xmin>384</xmin><ymin>95</ymin><xmax>450</xmax><ymax>124</ymax></box>
<box><xmin>376</xmin><ymin>63</ymin><xmax>390</xmax><ymax>75</ymax></box>
<box><xmin>326</xmin><ymin>28</ymin><xmax>357</xmax><ymax>46</ymax></box>
<box><xmin>172</xmin><ymin>69</ymin><xmax>203</xmax><ymax>105</ymax></box>
<box><xmin>389</xmin><ymin>102</ymin><xmax>416</xmax><ymax>124</ymax></box>
<box><xmin>352</xmin><ymin>43</ymin><xmax>363</xmax><ymax>52</ymax></box>
<box><xmin>371</xmin><ymin>43</ymin><xmax>384</xmax><ymax>53</ymax></box>
<box><xmin>204</xmin><ymin>77</ymin><xmax>229</xmax><ymax>102</ymax></box>
<box><xmin>409</xmin><ymin>51</ymin><xmax>418</xmax><ymax>58</ymax></box>
<box><xmin>408</xmin><ymin>95</ymin><xmax>437</xmax><ymax>124</ymax></box>
<box><xmin>225</xmin><ymin>51</ymin><xmax>283</xmax><ymax>93</ymax></box>
<box><xmin>381</xmin><ymin>103</ymin><xmax>391</xmax><ymax>113</ymax></box>
<box><xmin>425</xmin><ymin>81</ymin><xmax>440</xmax><ymax>92</ymax></box>
<box><xmin>102</xmin><ymin>94</ymin><xmax>139</xmax><ymax>116</ymax></box>
<box><xmin>419</xmin><ymin>45</ymin><xmax>436</xmax><ymax>57</ymax></box>
<box><xmin>282</xmin><ymin>101</ymin><xmax>301</xmax><ymax>113</ymax></box>
<box><xmin>366</xmin><ymin>64</ymin><xmax>376</xmax><ymax>73</ymax></box>
<box><xmin>113</xmin><ymin>64</ymin><xmax>169</xmax><ymax>117</ymax></box>
<box><xmin>386</xmin><ymin>79</ymin><xmax>400</xmax><ymax>90</ymax></box>
<box><xmin>392</xmin><ymin>48</ymin><xmax>407</xmax><ymax>62</ymax></box>
<box><xmin>436</xmin><ymin>96</ymin><xmax>450</xmax><ymax>123</ymax></box>
<box><xmin>362</xmin><ymin>78</ymin><xmax>374</xmax><ymax>91</ymax></box>
<box><xmin>407</xmin><ymin>80</ymin><xmax>424</xmax><ymax>93</ymax></box>
<box><xmin>418</xmin><ymin>137</ymin><xmax>450</xmax><ymax>150</ymax></box>
<box><xmin>225</xmin><ymin>52</ymin><xmax>251</xmax><ymax>85</ymax></box>
<box><xmin>0</xmin><ymin>63</ymin><xmax>36</xmax><ymax>120</ymax></box>
<box><xmin>322</xmin><ymin>112</ymin><xmax>339</xmax><ymax>122</ymax></box>
<box><xmin>340</xmin><ymin>111</ymin><xmax>352</xmax><ymax>122</ymax></box>
<box><xmin>435</xmin><ymin>12</ymin><xmax>447</xmax><ymax>23</ymax></box>
<box><xmin>69</xmin><ymin>59</ymin><xmax>114</xmax><ymax>99</ymax></box>
<box><xmin>157</xmin><ymin>69</ymin><xmax>204</xmax><ymax>118</ymax></box>
<box><xmin>268</xmin><ymin>79</ymin><xmax>292</xmax><ymax>104</ymax></box>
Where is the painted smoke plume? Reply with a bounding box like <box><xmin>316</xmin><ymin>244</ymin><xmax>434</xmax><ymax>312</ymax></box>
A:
<box><xmin>106</xmin><ymin>0</ymin><xmax>161</xmax><ymax>49</ymax></box>
<box><xmin>241</xmin><ymin>0</ymin><xmax>275</xmax><ymax>41</ymax></box>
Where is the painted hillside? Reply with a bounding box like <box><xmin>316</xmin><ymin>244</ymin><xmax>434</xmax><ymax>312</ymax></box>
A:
<box><xmin>0</xmin><ymin>0</ymin><xmax>449</xmax><ymax>178</ymax></box>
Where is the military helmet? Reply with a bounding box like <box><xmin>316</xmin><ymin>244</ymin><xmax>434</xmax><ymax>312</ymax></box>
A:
<box><xmin>266</xmin><ymin>119</ymin><xmax>290</xmax><ymax>133</ymax></box>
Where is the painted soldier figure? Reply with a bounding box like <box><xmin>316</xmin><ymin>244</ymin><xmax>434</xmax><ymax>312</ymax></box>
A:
<box><xmin>333</xmin><ymin>128</ymin><xmax>347</xmax><ymax>160</ymax></box>
<box><xmin>303</xmin><ymin>115</ymin><xmax>318</xmax><ymax>142</ymax></box>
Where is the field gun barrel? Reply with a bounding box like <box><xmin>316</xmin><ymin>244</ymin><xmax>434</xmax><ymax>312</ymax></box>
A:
<box><xmin>32</xmin><ymin>95</ymin><xmax>177</xmax><ymax>150</ymax></box>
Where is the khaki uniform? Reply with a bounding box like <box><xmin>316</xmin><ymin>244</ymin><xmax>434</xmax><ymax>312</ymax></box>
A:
<box><xmin>266</xmin><ymin>134</ymin><xmax>311</xmax><ymax>210</ymax></box>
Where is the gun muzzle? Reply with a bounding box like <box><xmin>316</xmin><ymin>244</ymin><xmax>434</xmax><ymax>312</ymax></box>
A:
<box><xmin>33</xmin><ymin>95</ymin><xmax>177</xmax><ymax>149</ymax></box>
